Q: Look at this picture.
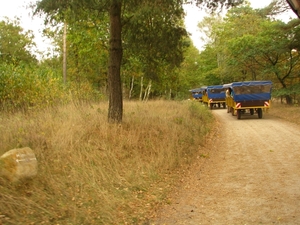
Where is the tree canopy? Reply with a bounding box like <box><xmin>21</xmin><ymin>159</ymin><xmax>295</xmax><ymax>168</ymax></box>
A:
<box><xmin>0</xmin><ymin>19</ymin><xmax>37</xmax><ymax>65</ymax></box>
<box><xmin>33</xmin><ymin>0</ymin><xmax>243</xmax><ymax>122</ymax></box>
<box><xmin>196</xmin><ymin>1</ymin><xmax>300</xmax><ymax>104</ymax></box>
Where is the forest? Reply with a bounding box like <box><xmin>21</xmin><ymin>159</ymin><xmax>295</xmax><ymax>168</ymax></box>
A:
<box><xmin>1</xmin><ymin>1</ymin><xmax>300</xmax><ymax>224</ymax></box>
<box><xmin>1</xmin><ymin>0</ymin><xmax>300</xmax><ymax>121</ymax></box>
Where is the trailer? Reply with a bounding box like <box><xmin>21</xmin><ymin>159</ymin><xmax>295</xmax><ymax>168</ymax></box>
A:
<box><xmin>223</xmin><ymin>81</ymin><xmax>272</xmax><ymax>119</ymax></box>
<box><xmin>189</xmin><ymin>87</ymin><xmax>206</xmax><ymax>102</ymax></box>
<box><xmin>202</xmin><ymin>85</ymin><xmax>226</xmax><ymax>109</ymax></box>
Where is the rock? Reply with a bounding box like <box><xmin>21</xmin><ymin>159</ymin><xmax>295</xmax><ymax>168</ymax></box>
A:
<box><xmin>0</xmin><ymin>147</ymin><xmax>38</xmax><ymax>182</ymax></box>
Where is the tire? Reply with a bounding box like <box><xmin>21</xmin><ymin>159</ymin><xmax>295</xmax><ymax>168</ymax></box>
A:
<box><xmin>257</xmin><ymin>108</ymin><xmax>263</xmax><ymax>119</ymax></box>
<box><xmin>237</xmin><ymin>109</ymin><xmax>241</xmax><ymax>119</ymax></box>
<box><xmin>250</xmin><ymin>109</ymin><xmax>254</xmax><ymax>115</ymax></box>
<box><xmin>210</xmin><ymin>103</ymin><xmax>213</xmax><ymax>110</ymax></box>
<box><xmin>223</xmin><ymin>103</ymin><xmax>226</xmax><ymax>108</ymax></box>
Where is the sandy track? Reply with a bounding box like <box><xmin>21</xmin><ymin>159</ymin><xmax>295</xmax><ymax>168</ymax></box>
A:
<box><xmin>151</xmin><ymin>109</ymin><xmax>300</xmax><ymax>224</ymax></box>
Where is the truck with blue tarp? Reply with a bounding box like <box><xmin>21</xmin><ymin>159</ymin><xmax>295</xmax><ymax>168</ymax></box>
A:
<box><xmin>223</xmin><ymin>81</ymin><xmax>272</xmax><ymax>119</ymax></box>
<box><xmin>202</xmin><ymin>85</ymin><xmax>226</xmax><ymax>109</ymax></box>
<box><xmin>189</xmin><ymin>87</ymin><xmax>206</xmax><ymax>102</ymax></box>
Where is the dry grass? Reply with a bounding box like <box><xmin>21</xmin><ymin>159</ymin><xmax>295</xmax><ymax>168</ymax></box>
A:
<box><xmin>269</xmin><ymin>102</ymin><xmax>300</xmax><ymax>126</ymax></box>
<box><xmin>0</xmin><ymin>100</ymin><xmax>213</xmax><ymax>225</ymax></box>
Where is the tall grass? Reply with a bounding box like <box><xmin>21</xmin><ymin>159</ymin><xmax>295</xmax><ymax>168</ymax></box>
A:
<box><xmin>268</xmin><ymin>102</ymin><xmax>300</xmax><ymax>125</ymax></box>
<box><xmin>0</xmin><ymin>100</ymin><xmax>213</xmax><ymax>225</ymax></box>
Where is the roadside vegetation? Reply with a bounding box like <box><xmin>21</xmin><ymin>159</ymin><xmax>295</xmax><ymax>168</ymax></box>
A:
<box><xmin>1</xmin><ymin>1</ymin><xmax>300</xmax><ymax>224</ymax></box>
<box><xmin>269</xmin><ymin>102</ymin><xmax>300</xmax><ymax>126</ymax></box>
<box><xmin>0</xmin><ymin>100</ymin><xmax>214</xmax><ymax>224</ymax></box>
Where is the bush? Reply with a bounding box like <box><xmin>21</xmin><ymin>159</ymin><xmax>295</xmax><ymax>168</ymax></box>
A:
<box><xmin>0</xmin><ymin>63</ymin><xmax>104</xmax><ymax>113</ymax></box>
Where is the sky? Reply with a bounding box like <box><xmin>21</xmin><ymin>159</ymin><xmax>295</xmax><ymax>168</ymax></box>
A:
<box><xmin>0</xmin><ymin>0</ymin><xmax>298</xmax><ymax>59</ymax></box>
<box><xmin>183</xmin><ymin>0</ymin><xmax>297</xmax><ymax>51</ymax></box>
<box><xmin>0</xmin><ymin>0</ymin><xmax>53</xmax><ymax>59</ymax></box>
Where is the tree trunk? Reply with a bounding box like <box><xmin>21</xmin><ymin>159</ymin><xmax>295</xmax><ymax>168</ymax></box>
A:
<box><xmin>63</xmin><ymin>21</ymin><xmax>67</xmax><ymax>84</ymax></box>
<box><xmin>139</xmin><ymin>76</ymin><xmax>143</xmax><ymax>101</ymax></box>
<box><xmin>277</xmin><ymin>77</ymin><xmax>293</xmax><ymax>105</ymax></box>
<box><xmin>129</xmin><ymin>76</ymin><xmax>134</xmax><ymax>100</ymax></box>
<box><xmin>143</xmin><ymin>80</ymin><xmax>151</xmax><ymax>102</ymax></box>
<box><xmin>146</xmin><ymin>80</ymin><xmax>152</xmax><ymax>101</ymax></box>
<box><xmin>108</xmin><ymin>0</ymin><xmax>123</xmax><ymax>123</ymax></box>
<box><xmin>285</xmin><ymin>95</ymin><xmax>293</xmax><ymax>105</ymax></box>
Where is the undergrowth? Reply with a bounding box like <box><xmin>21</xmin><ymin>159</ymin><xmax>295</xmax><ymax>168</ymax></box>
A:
<box><xmin>0</xmin><ymin>100</ymin><xmax>213</xmax><ymax>225</ymax></box>
<box><xmin>269</xmin><ymin>102</ymin><xmax>300</xmax><ymax>126</ymax></box>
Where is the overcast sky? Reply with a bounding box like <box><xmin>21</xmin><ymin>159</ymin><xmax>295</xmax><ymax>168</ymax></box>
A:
<box><xmin>0</xmin><ymin>0</ymin><xmax>53</xmax><ymax>58</ymax></box>
<box><xmin>184</xmin><ymin>0</ymin><xmax>297</xmax><ymax>50</ymax></box>
<box><xmin>0</xmin><ymin>0</ymin><xmax>298</xmax><ymax>57</ymax></box>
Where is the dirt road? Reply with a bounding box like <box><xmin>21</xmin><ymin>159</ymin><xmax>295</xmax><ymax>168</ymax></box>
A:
<box><xmin>151</xmin><ymin>109</ymin><xmax>300</xmax><ymax>224</ymax></box>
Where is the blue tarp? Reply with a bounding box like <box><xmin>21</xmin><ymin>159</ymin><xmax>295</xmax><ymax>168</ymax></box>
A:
<box><xmin>192</xmin><ymin>93</ymin><xmax>202</xmax><ymax>98</ymax></box>
<box><xmin>189</xmin><ymin>86</ymin><xmax>206</xmax><ymax>93</ymax></box>
<box><xmin>189</xmin><ymin>86</ymin><xmax>206</xmax><ymax>98</ymax></box>
<box><xmin>207</xmin><ymin>85</ymin><xmax>226</xmax><ymax>99</ymax></box>
<box><xmin>223</xmin><ymin>81</ymin><xmax>272</xmax><ymax>101</ymax></box>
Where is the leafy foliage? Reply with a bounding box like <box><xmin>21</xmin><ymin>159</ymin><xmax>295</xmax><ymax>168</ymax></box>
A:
<box><xmin>0</xmin><ymin>19</ymin><xmax>37</xmax><ymax>65</ymax></box>
<box><xmin>195</xmin><ymin>2</ymin><xmax>300</xmax><ymax>104</ymax></box>
<box><xmin>33</xmin><ymin>0</ymin><xmax>247</xmax><ymax>122</ymax></box>
<box><xmin>0</xmin><ymin>62</ymin><xmax>104</xmax><ymax>113</ymax></box>
<box><xmin>0</xmin><ymin>63</ymin><xmax>63</xmax><ymax>112</ymax></box>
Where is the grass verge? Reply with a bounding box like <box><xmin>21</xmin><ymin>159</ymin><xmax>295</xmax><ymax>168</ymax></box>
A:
<box><xmin>0</xmin><ymin>100</ymin><xmax>213</xmax><ymax>225</ymax></box>
<box><xmin>268</xmin><ymin>102</ymin><xmax>300</xmax><ymax>126</ymax></box>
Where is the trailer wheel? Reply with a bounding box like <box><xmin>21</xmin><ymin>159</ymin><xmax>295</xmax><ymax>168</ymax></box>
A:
<box><xmin>257</xmin><ymin>108</ymin><xmax>263</xmax><ymax>118</ymax></box>
<box><xmin>223</xmin><ymin>103</ymin><xmax>226</xmax><ymax>108</ymax></box>
<box><xmin>250</xmin><ymin>109</ymin><xmax>254</xmax><ymax>115</ymax></box>
<box><xmin>237</xmin><ymin>109</ymin><xmax>241</xmax><ymax>119</ymax></box>
<box><xmin>210</xmin><ymin>103</ymin><xmax>213</xmax><ymax>110</ymax></box>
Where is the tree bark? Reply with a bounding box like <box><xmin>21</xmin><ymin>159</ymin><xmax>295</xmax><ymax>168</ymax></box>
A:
<box><xmin>129</xmin><ymin>76</ymin><xmax>134</xmax><ymax>100</ymax></box>
<box><xmin>285</xmin><ymin>95</ymin><xmax>293</xmax><ymax>105</ymax></box>
<box><xmin>277</xmin><ymin>76</ymin><xmax>293</xmax><ymax>105</ymax></box>
<box><xmin>139</xmin><ymin>76</ymin><xmax>143</xmax><ymax>101</ymax></box>
<box><xmin>108</xmin><ymin>0</ymin><xmax>123</xmax><ymax>123</ymax></box>
<box><xmin>143</xmin><ymin>80</ymin><xmax>152</xmax><ymax>102</ymax></box>
<box><xmin>63</xmin><ymin>21</ymin><xmax>67</xmax><ymax>84</ymax></box>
